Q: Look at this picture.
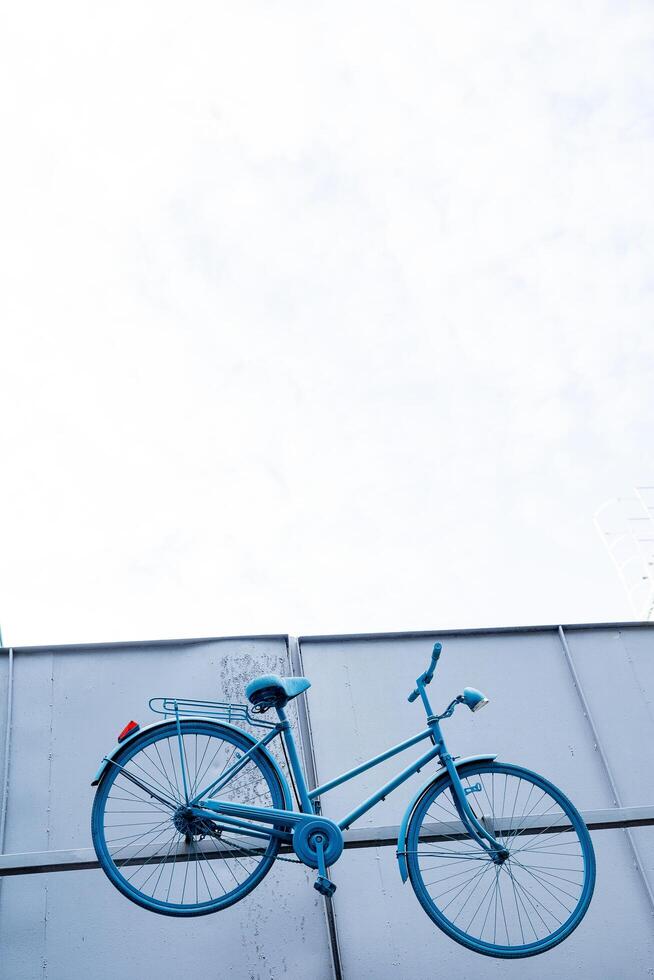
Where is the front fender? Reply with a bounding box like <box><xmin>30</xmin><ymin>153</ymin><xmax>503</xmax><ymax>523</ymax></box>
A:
<box><xmin>396</xmin><ymin>754</ymin><xmax>497</xmax><ymax>882</ymax></box>
<box><xmin>91</xmin><ymin>718</ymin><xmax>293</xmax><ymax>811</ymax></box>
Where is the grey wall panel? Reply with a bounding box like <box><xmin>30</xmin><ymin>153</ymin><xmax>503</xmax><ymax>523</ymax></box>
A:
<box><xmin>327</xmin><ymin>831</ymin><xmax>654</xmax><ymax>980</ymax></box>
<box><xmin>632</xmin><ymin>825</ymin><xmax>654</xmax><ymax>883</ymax></box>
<box><xmin>0</xmin><ymin>865</ymin><xmax>332</xmax><ymax>980</ymax></box>
<box><xmin>299</xmin><ymin>625</ymin><xmax>654</xmax><ymax>978</ymax></box>
<box><xmin>300</xmin><ymin>630</ymin><xmax>611</xmax><ymax>830</ymax></box>
<box><xmin>4</xmin><ymin>650</ymin><xmax>55</xmax><ymax>854</ymax></box>
<box><xmin>4</xmin><ymin>638</ymin><xmax>294</xmax><ymax>854</ymax></box>
<box><xmin>0</xmin><ymin>652</ymin><xmax>8</xmax><ymax>809</ymax></box>
<box><xmin>0</xmin><ymin>637</ymin><xmax>332</xmax><ymax>980</ymax></box>
<box><xmin>563</xmin><ymin>628</ymin><xmax>654</xmax><ymax>893</ymax></box>
<box><xmin>565</xmin><ymin>627</ymin><xmax>654</xmax><ymax>808</ymax></box>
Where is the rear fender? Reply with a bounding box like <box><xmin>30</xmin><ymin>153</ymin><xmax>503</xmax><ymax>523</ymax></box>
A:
<box><xmin>91</xmin><ymin>717</ymin><xmax>293</xmax><ymax>810</ymax></box>
<box><xmin>396</xmin><ymin>754</ymin><xmax>497</xmax><ymax>882</ymax></box>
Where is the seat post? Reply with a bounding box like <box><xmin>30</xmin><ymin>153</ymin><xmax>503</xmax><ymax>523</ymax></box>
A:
<box><xmin>276</xmin><ymin>706</ymin><xmax>314</xmax><ymax>813</ymax></box>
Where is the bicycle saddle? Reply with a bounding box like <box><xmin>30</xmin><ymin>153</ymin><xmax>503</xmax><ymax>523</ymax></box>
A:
<box><xmin>245</xmin><ymin>674</ymin><xmax>311</xmax><ymax>711</ymax></box>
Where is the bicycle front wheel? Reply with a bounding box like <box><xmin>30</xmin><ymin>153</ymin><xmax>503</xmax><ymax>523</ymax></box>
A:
<box><xmin>92</xmin><ymin>719</ymin><xmax>289</xmax><ymax>916</ymax></box>
<box><xmin>406</xmin><ymin>761</ymin><xmax>595</xmax><ymax>957</ymax></box>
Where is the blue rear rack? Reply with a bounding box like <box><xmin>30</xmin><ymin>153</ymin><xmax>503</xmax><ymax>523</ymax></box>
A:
<box><xmin>149</xmin><ymin>697</ymin><xmax>277</xmax><ymax>729</ymax></box>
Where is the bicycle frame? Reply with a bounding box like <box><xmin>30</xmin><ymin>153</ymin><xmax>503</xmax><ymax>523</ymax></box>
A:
<box><xmin>188</xmin><ymin>693</ymin><xmax>505</xmax><ymax>861</ymax></box>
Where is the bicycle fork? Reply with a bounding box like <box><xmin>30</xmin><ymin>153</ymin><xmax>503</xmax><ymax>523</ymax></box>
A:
<box><xmin>440</xmin><ymin>752</ymin><xmax>509</xmax><ymax>864</ymax></box>
<box><xmin>422</xmin><ymin>696</ymin><xmax>508</xmax><ymax>864</ymax></box>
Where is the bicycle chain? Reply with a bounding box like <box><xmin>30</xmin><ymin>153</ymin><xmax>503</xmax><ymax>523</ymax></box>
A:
<box><xmin>199</xmin><ymin>828</ymin><xmax>302</xmax><ymax>865</ymax></box>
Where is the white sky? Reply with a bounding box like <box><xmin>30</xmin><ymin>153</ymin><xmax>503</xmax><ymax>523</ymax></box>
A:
<box><xmin>1</xmin><ymin>2</ymin><xmax>653</xmax><ymax>646</ymax></box>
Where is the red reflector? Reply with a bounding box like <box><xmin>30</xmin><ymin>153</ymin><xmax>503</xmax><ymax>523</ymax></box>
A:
<box><xmin>117</xmin><ymin>720</ymin><xmax>140</xmax><ymax>743</ymax></box>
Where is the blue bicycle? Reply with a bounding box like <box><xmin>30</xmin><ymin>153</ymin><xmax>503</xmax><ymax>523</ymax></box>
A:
<box><xmin>91</xmin><ymin>642</ymin><xmax>595</xmax><ymax>958</ymax></box>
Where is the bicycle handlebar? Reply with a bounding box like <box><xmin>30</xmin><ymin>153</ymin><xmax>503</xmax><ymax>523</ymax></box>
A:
<box><xmin>408</xmin><ymin>642</ymin><xmax>442</xmax><ymax>702</ymax></box>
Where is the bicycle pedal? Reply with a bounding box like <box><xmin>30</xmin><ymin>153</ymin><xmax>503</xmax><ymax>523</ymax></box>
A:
<box><xmin>314</xmin><ymin>875</ymin><xmax>336</xmax><ymax>898</ymax></box>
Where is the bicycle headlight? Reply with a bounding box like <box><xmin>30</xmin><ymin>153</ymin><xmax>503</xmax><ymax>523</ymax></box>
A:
<box><xmin>461</xmin><ymin>688</ymin><xmax>489</xmax><ymax>712</ymax></box>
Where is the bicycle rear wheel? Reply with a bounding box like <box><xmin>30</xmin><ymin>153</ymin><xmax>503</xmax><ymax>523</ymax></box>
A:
<box><xmin>92</xmin><ymin>719</ymin><xmax>289</xmax><ymax>916</ymax></box>
<box><xmin>406</xmin><ymin>761</ymin><xmax>595</xmax><ymax>957</ymax></box>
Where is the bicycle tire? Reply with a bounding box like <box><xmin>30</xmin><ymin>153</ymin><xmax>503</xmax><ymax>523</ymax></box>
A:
<box><xmin>405</xmin><ymin>761</ymin><xmax>595</xmax><ymax>957</ymax></box>
<box><xmin>92</xmin><ymin>719</ymin><xmax>289</xmax><ymax>916</ymax></box>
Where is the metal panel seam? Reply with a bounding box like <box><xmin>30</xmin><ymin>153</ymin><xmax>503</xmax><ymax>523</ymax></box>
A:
<box><xmin>558</xmin><ymin>625</ymin><xmax>654</xmax><ymax>916</ymax></box>
<box><xmin>0</xmin><ymin>648</ymin><xmax>13</xmax><ymax>856</ymax></box>
<box><xmin>289</xmin><ymin>636</ymin><xmax>344</xmax><ymax>980</ymax></box>
<box><xmin>0</xmin><ymin>647</ymin><xmax>14</xmax><ymax>910</ymax></box>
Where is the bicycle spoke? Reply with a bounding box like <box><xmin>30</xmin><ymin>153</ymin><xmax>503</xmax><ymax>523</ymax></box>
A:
<box><xmin>190</xmin><ymin>735</ymin><xmax>212</xmax><ymax>799</ymax></box>
<box><xmin>425</xmin><ymin>861</ymin><xmax>492</xmax><ymax>891</ymax></box>
<box><xmin>113</xmin><ymin>823</ymin><xmax>176</xmax><ymax>866</ymax></box>
<box><xmin>511</xmin><ymin>858</ymin><xmax>578</xmax><ymax>908</ymax></box>
<box><xmin>411</xmin><ymin>851</ymin><xmax>489</xmax><ymax>863</ymax></box>
<box><xmin>510</xmin><ymin>823</ymin><xmax>578</xmax><ymax>856</ymax></box>
<box><xmin>151</xmin><ymin>832</ymin><xmax>184</xmax><ymax>897</ymax></box>
<box><xmin>506</xmin><ymin>862</ymin><xmax>566</xmax><ymax>926</ymax></box>
<box><xmin>106</xmin><ymin>760</ymin><xmax>178</xmax><ymax>810</ymax></box>
<box><xmin>498</xmin><ymin>868</ymin><xmax>511</xmax><ymax>946</ymax></box>
<box><xmin>507</xmin><ymin>868</ymin><xmax>538</xmax><ymax>945</ymax></box>
<box><xmin>131</xmin><ymin>829</ymin><xmax>181</xmax><ymax>889</ymax></box>
<box><xmin>464</xmin><ymin>865</ymin><xmax>500</xmax><ymax>935</ymax></box>
<box><xmin>477</xmin><ymin>868</ymin><xmax>497</xmax><ymax>942</ymax></box>
<box><xmin>104</xmin><ymin>788</ymin><xmax>171</xmax><ymax>814</ymax></box>
<box><xmin>105</xmin><ymin>818</ymin><xmax>171</xmax><ymax>849</ymax></box>
<box><xmin>194</xmin><ymin>741</ymin><xmax>238</xmax><ymax>802</ymax></box>
<box><xmin>151</xmin><ymin>742</ymin><xmax>184</xmax><ymax>802</ymax></box>
<box><xmin>127</xmin><ymin>753</ymin><xmax>183</xmax><ymax>806</ymax></box>
<box><xmin>447</xmin><ymin>862</ymin><xmax>494</xmax><ymax>920</ymax></box>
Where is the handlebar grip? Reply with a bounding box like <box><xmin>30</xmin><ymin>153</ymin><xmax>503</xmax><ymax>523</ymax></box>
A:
<box><xmin>424</xmin><ymin>642</ymin><xmax>442</xmax><ymax>682</ymax></box>
<box><xmin>408</xmin><ymin>688</ymin><xmax>420</xmax><ymax>703</ymax></box>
